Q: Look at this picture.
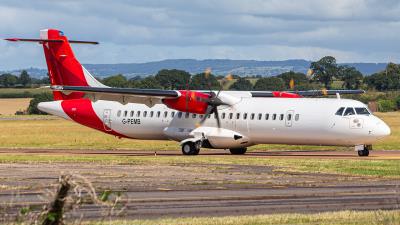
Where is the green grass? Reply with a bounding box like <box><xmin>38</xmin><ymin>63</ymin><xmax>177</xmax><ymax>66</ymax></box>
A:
<box><xmin>84</xmin><ymin>210</ymin><xmax>400</xmax><ymax>225</ymax></box>
<box><xmin>0</xmin><ymin>88</ymin><xmax>50</xmax><ymax>94</ymax></box>
<box><xmin>0</xmin><ymin>88</ymin><xmax>50</xmax><ymax>98</ymax></box>
<box><xmin>0</xmin><ymin>154</ymin><xmax>398</xmax><ymax>178</ymax></box>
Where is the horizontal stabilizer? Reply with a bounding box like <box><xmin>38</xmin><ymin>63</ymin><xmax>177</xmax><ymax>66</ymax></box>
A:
<box><xmin>4</xmin><ymin>38</ymin><xmax>98</xmax><ymax>44</ymax></box>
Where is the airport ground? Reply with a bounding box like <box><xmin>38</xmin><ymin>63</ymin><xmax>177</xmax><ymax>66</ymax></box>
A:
<box><xmin>0</xmin><ymin>111</ymin><xmax>399</xmax><ymax>224</ymax></box>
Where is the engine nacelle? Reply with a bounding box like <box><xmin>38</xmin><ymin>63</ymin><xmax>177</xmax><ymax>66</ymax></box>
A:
<box><xmin>162</xmin><ymin>90</ymin><xmax>210</xmax><ymax>114</ymax></box>
<box><xmin>188</xmin><ymin>127</ymin><xmax>251</xmax><ymax>149</ymax></box>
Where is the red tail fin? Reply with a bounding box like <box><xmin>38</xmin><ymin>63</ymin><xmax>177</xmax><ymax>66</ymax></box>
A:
<box><xmin>40</xmin><ymin>29</ymin><xmax>105</xmax><ymax>100</ymax></box>
<box><xmin>6</xmin><ymin>29</ymin><xmax>105</xmax><ymax>100</ymax></box>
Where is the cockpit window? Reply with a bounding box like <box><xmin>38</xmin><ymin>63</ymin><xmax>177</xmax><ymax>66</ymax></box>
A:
<box><xmin>355</xmin><ymin>107</ymin><xmax>370</xmax><ymax>115</ymax></box>
<box><xmin>335</xmin><ymin>107</ymin><xmax>345</xmax><ymax>116</ymax></box>
<box><xmin>343</xmin><ymin>107</ymin><xmax>355</xmax><ymax>116</ymax></box>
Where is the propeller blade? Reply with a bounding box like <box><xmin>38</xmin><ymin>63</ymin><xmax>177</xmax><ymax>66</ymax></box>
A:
<box><xmin>197</xmin><ymin>105</ymin><xmax>214</xmax><ymax>127</ymax></box>
<box><xmin>214</xmin><ymin>108</ymin><xmax>221</xmax><ymax>128</ymax></box>
<box><xmin>216</xmin><ymin>82</ymin><xmax>224</xmax><ymax>97</ymax></box>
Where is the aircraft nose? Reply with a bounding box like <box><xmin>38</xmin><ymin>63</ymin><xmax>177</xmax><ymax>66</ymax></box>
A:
<box><xmin>375</xmin><ymin>121</ymin><xmax>391</xmax><ymax>138</ymax></box>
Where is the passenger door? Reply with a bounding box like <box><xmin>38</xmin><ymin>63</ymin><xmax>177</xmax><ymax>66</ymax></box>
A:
<box><xmin>103</xmin><ymin>109</ymin><xmax>112</xmax><ymax>131</ymax></box>
<box><xmin>285</xmin><ymin>110</ymin><xmax>294</xmax><ymax>127</ymax></box>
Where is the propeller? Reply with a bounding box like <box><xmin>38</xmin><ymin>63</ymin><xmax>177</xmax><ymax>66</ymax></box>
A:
<box><xmin>195</xmin><ymin>69</ymin><xmax>232</xmax><ymax>128</ymax></box>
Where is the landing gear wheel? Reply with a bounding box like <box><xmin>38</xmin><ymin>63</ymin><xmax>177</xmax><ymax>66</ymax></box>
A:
<box><xmin>229</xmin><ymin>148</ymin><xmax>247</xmax><ymax>155</ymax></box>
<box><xmin>358</xmin><ymin>149</ymin><xmax>369</xmax><ymax>157</ymax></box>
<box><xmin>358</xmin><ymin>145</ymin><xmax>371</xmax><ymax>157</ymax></box>
<box><xmin>181</xmin><ymin>142</ymin><xmax>200</xmax><ymax>155</ymax></box>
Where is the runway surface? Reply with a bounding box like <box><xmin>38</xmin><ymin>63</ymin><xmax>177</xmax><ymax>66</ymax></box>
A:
<box><xmin>0</xmin><ymin>149</ymin><xmax>398</xmax><ymax>222</ymax></box>
<box><xmin>1</xmin><ymin>148</ymin><xmax>400</xmax><ymax>159</ymax></box>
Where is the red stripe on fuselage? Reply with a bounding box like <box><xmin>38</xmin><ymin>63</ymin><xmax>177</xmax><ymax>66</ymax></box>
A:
<box><xmin>61</xmin><ymin>99</ymin><xmax>127</xmax><ymax>138</ymax></box>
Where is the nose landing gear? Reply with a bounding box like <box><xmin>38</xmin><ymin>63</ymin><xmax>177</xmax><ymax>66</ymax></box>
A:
<box><xmin>356</xmin><ymin>145</ymin><xmax>371</xmax><ymax>157</ymax></box>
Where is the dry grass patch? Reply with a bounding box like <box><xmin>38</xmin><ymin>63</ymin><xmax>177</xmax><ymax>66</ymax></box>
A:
<box><xmin>0</xmin><ymin>98</ymin><xmax>31</xmax><ymax>115</ymax></box>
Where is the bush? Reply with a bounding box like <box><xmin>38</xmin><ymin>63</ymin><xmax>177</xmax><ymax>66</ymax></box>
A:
<box><xmin>27</xmin><ymin>92</ymin><xmax>54</xmax><ymax>114</ymax></box>
<box><xmin>377</xmin><ymin>99</ymin><xmax>397</xmax><ymax>112</ymax></box>
<box><xmin>395</xmin><ymin>96</ymin><xmax>400</xmax><ymax>110</ymax></box>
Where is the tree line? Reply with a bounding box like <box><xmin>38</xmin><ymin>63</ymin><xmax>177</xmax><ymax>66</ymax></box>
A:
<box><xmin>100</xmin><ymin>56</ymin><xmax>399</xmax><ymax>91</ymax></box>
<box><xmin>0</xmin><ymin>71</ymin><xmax>49</xmax><ymax>87</ymax></box>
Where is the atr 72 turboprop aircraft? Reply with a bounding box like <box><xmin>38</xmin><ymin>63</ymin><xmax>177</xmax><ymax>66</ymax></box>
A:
<box><xmin>6</xmin><ymin>29</ymin><xmax>391</xmax><ymax>156</ymax></box>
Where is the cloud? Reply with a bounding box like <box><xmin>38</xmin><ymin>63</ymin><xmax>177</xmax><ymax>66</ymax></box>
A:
<box><xmin>0</xmin><ymin>0</ymin><xmax>400</xmax><ymax>69</ymax></box>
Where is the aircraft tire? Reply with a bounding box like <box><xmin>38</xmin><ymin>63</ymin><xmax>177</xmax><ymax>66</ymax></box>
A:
<box><xmin>358</xmin><ymin>149</ymin><xmax>369</xmax><ymax>157</ymax></box>
<box><xmin>229</xmin><ymin>147</ymin><xmax>247</xmax><ymax>155</ymax></box>
<box><xmin>182</xmin><ymin>142</ymin><xmax>200</xmax><ymax>155</ymax></box>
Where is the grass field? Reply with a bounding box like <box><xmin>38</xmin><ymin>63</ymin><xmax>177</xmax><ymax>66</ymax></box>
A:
<box><xmin>0</xmin><ymin>88</ymin><xmax>50</xmax><ymax>95</ymax></box>
<box><xmin>0</xmin><ymin>112</ymin><xmax>397</xmax><ymax>150</ymax></box>
<box><xmin>0</xmin><ymin>153</ymin><xmax>399</xmax><ymax>178</ymax></box>
<box><xmin>0</xmin><ymin>98</ymin><xmax>31</xmax><ymax>115</ymax></box>
<box><xmin>85</xmin><ymin>210</ymin><xmax>400</xmax><ymax>225</ymax></box>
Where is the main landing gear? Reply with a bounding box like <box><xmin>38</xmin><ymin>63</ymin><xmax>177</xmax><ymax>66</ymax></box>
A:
<box><xmin>181</xmin><ymin>141</ymin><xmax>201</xmax><ymax>155</ymax></box>
<box><xmin>229</xmin><ymin>148</ymin><xmax>247</xmax><ymax>155</ymax></box>
<box><xmin>357</xmin><ymin>145</ymin><xmax>371</xmax><ymax>157</ymax></box>
<box><xmin>181</xmin><ymin>142</ymin><xmax>248</xmax><ymax>156</ymax></box>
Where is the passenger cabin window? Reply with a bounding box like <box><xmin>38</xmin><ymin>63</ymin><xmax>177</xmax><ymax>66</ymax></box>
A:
<box><xmin>250</xmin><ymin>113</ymin><xmax>255</xmax><ymax>120</ymax></box>
<box><xmin>185</xmin><ymin>112</ymin><xmax>190</xmax><ymax>118</ymax></box>
<box><xmin>178</xmin><ymin>112</ymin><xmax>182</xmax><ymax>118</ymax></box>
<box><xmin>343</xmin><ymin>107</ymin><xmax>355</xmax><ymax>116</ymax></box>
<box><xmin>117</xmin><ymin>110</ymin><xmax>121</xmax><ymax>117</ymax></box>
<box><xmin>124</xmin><ymin>111</ymin><xmax>128</xmax><ymax>117</ymax></box>
<box><xmin>258</xmin><ymin>113</ymin><xmax>262</xmax><ymax>120</ymax></box>
<box><xmin>143</xmin><ymin>111</ymin><xmax>147</xmax><ymax>117</ymax></box>
<box><xmin>136</xmin><ymin>111</ymin><xmax>141</xmax><ymax>117</ymax></box>
<box><xmin>295</xmin><ymin>114</ymin><xmax>300</xmax><ymax>121</ymax></box>
<box><xmin>150</xmin><ymin>111</ymin><xmax>154</xmax><ymax>117</ymax></box>
<box><xmin>130</xmin><ymin>111</ymin><xmax>134</xmax><ymax>117</ymax></box>
<box><xmin>171</xmin><ymin>112</ymin><xmax>175</xmax><ymax>117</ymax></box>
<box><xmin>243</xmin><ymin>113</ymin><xmax>248</xmax><ymax>120</ymax></box>
<box><xmin>192</xmin><ymin>114</ymin><xmax>197</xmax><ymax>118</ymax></box>
<box><xmin>265</xmin><ymin>114</ymin><xmax>269</xmax><ymax>120</ymax></box>
<box><xmin>287</xmin><ymin>114</ymin><xmax>292</xmax><ymax>121</ymax></box>
<box><xmin>199</xmin><ymin>114</ymin><xmax>203</xmax><ymax>119</ymax></box>
<box><xmin>157</xmin><ymin>111</ymin><xmax>161</xmax><ymax>118</ymax></box>
<box><xmin>355</xmin><ymin>107</ymin><xmax>370</xmax><ymax>115</ymax></box>
<box><xmin>272</xmin><ymin>114</ymin><xmax>277</xmax><ymax>120</ymax></box>
<box><xmin>222</xmin><ymin>113</ymin><xmax>226</xmax><ymax>119</ymax></box>
<box><xmin>236</xmin><ymin>113</ymin><xmax>240</xmax><ymax>120</ymax></box>
<box><xmin>280</xmin><ymin>114</ymin><xmax>284</xmax><ymax>120</ymax></box>
<box><xmin>229</xmin><ymin>113</ymin><xmax>233</xmax><ymax>120</ymax></box>
<box><xmin>164</xmin><ymin>111</ymin><xmax>168</xmax><ymax>118</ymax></box>
<box><xmin>335</xmin><ymin>107</ymin><xmax>345</xmax><ymax>116</ymax></box>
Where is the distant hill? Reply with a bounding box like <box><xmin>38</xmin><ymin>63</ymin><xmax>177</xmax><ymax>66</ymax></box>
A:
<box><xmin>1</xmin><ymin>59</ymin><xmax>388</xmax><ymax>78</ymax></box>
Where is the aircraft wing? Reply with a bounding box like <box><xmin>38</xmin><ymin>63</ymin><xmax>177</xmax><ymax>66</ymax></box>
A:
<box><xmin>53</xmin><ymin>85</ymin><xmax>366</xmax><ymax>109</ymax></box>
<box><xmin>250</xmin><ymin>89</ymin><xmax>365</xmax><ymax>98</ymax></box>
<box><xmin>52</xmin><ymin>85</ymin><xmax>180</xmax><ymax>107</ymax></box>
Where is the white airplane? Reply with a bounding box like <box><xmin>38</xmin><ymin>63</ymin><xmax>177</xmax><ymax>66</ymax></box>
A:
<box><xmin>6</xmin><ymin>29</ymin><xmax>391</xmax><ymax>157</ymax></box>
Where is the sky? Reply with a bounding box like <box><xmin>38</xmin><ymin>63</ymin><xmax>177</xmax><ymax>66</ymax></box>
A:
<box><xmin>1</xmin><ymin>0</ymin><xmax>400</xmax><ymax>70</ymax></box>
